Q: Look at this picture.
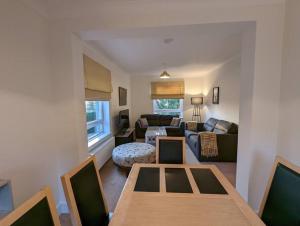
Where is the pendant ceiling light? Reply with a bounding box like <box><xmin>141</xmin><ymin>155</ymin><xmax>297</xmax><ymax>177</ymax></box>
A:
<box><xmin>160</xmin><ymin>70</ymin><xmax>171</xmax><ymax>79</ymax></box>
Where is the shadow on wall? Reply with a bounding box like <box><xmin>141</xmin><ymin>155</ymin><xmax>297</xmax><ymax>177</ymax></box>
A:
<box><xmin>248</xmin><ymin>145</ymin><xmax>276</xmax><ymax>209</ymax></box>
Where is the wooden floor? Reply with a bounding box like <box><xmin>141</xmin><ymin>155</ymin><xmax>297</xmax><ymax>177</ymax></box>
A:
<box><xmin>60</xmin><ymin>144</ymin><xmax>236</xmax><ymax>225</ymax></box>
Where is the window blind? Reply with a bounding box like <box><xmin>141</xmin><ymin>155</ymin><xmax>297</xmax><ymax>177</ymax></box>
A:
<box><xmin>151</xmin><ymin>81</ymin><xmax>185</xmax><ymax>99</ymax></box>
<box><xmin>83</xmin><ymin>55</ymin><xmax>112</xmax><ymax>100</ymax></box>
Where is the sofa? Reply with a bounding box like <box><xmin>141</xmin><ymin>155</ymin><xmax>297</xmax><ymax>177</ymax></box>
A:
<box><xmin>135</xmin><ymin>114</ymin><xmax>185</xmax><ymax>138</ymax></box>
<box><xmin>185</xmin><ymin>118</ymin><xmax>238</xmax><ymax>162</ymax></box>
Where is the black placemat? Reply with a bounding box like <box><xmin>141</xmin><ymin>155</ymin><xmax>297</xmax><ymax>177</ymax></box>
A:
<box><xmin>134</xmin><ymin>167</ymin><xmax>160</xmax><ymax>192</ymax></box>
<box><xmin>165</xmin><ymin>168</ymin><xmax>193</xmax><ymax>193</ymax></box>
<box><xmin>190</xmin><ymin>168</ymin><xmax>227</xmax><ymax>194</ymax></box>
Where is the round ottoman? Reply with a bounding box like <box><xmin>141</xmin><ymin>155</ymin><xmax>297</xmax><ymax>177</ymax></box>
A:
<box><xmin>112</xmin><ymin>142</ymin><xmax>156</xmax><ymax>168</ymax></box>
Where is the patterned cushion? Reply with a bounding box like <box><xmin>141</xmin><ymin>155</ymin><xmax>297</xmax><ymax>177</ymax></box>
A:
<box><xmin>140</xmin><ymin>118</ymin><xmax>149</xmax><ymax>128</ymax></box>
<box><xmin>213</xmin><ymin>120</ymin><xmax>232</xmax><ymax>134</ymax></box>
<box><xmin>170</xmin><ymin>118</ymin><xmax>181</xmax><ymax>127</ymax></box>
<box><xmin>186</xmin><ymin>121</ymin><xmax>197</xmax><ymax>131</ymax></box>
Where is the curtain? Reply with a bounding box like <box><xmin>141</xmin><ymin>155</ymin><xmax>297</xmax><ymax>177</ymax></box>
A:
<box><xmin>83</xmin><ymin>54</ymin><xmax>112</xmax><ymax>100</ymax></box>
<box><xmin>151</xmin><ymin>81</ymin><xmax>185</xmax><ymax>99</ymax></box>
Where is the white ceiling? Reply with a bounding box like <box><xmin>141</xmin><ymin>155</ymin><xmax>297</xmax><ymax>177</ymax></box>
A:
<box><xmin>21</xmin><ymin>0</ymin><xmax>285</xmax><ymax>20</ymax></box>
<box><xmin>20</xmin><ymin>0</ymin><xmax>263</xmax><ymax>78</ymax></box>
<box><xmin>80</xmin><ymin>22</ymin><xmax>249</xmax><ymax>77</ymax></box>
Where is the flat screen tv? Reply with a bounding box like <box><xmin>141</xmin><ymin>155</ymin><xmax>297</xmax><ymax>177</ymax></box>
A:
<box><xmin>119</xmin><ymin>109</ymin><xmax>129</xmax><ymax>132</ymax></box>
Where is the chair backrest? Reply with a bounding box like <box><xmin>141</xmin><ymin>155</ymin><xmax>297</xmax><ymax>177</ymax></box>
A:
<box><xmin>61</xmin><ymin>156</ymin><xmax>109</xmax><ymax>226</ymax></box>
<box><xmin>0</xmin><ymin>187</ymin><xmax>61</xmax><ymax>226</ymax></box>
<box><xmin>156</xmin><ymin>136</ymin><xmax>186</xmax><ymax>164</ymax></box>
<box><xmin>259</xmin><ymin>156</ymin><xmax>300</xmax><ymax>226</ymax></box>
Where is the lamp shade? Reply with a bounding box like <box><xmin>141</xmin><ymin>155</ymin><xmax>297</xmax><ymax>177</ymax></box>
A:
<box><xmin>191</xmin><ymin>97</ymin><xmax>203</xmax><ymax>105</ymax></box>
<box><xmin>160</xmin><ymin>71</ymin><xmax>171</xmax><ymax>79</ymax></box>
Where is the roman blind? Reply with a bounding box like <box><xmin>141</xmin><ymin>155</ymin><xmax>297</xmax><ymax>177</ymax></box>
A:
<box><xmin>83</xmin><ymin>55</ymin><xmax>112</xmax><ymax>100</ymax></box>
<box><xmin>151</xmin><ymin>81</ymin><xmax>185</xmax><ymax>99</ymax></box>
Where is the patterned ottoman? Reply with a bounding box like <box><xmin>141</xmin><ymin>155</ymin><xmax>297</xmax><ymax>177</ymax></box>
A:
<box><xmin>112</xmin><ymin>142</ymin><xmax>156</xmax><ymax>168</ymax></box>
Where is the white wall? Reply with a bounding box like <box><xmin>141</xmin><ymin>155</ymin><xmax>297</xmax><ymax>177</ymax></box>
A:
<box><xmin>277</xmin><ymin>0</ymin><xmax>300</xmax><ymax>166</ymax></box>
<box><xmin>131</xmin><ymin>76</ymin><xmax>197</xmax><ymax>123</ymax></box>
<box><xmin>0</xmin><ymin>0</ymin><xmax>131</xmax><ymax>211</ymax></box>
<box><xmin>50</xmin><ymin>27</ymin><xmax>132</xmax><ymax>210</ymax></box>
<box><xmin>131</xmin><ymin>56</ymin><xmax>241</xmax><ymax>125</ymax></box>
<box><xmin>70</xmin><ymin>36</ymin><xmax>132</xmax><ymax>162</ymax></box>
<box><xmin>0</xmin><ymin>0</ymin><xmax>60</xmax><ymax>206</ymax></box>
<box><xmin>200</xmin><ymin>56</ymin><xmax>241</xmax><ymax>124</ymax></box>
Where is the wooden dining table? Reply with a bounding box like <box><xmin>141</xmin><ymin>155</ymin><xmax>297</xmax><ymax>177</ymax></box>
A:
<box><xmin>109</xmin><ymin>163</ymin><xmax>265</xmax><ymax>226</ymax></box>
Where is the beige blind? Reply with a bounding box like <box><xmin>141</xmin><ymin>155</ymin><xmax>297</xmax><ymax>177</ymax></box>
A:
<box><xmin>83</xmin><ymin>55</ymin><xmax>112</xmax><ymax>100</ymax></box>
<box><xmin>151</xmin><ymin>81</ymin><xmax>185</xmax><ymax>99</ymax></box>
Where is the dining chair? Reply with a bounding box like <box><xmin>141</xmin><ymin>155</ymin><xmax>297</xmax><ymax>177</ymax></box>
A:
<box><xmin>61</xmin><ymin>156</ymin><xmax>111</xmax><ymax>226</ymax></box>
<box><xmin>156</xmin><ymin>136</ymin><xmax>186</xmax><ymax>164</ymax></box>
<box><xmin>258</xmin><ymin>156</ymin><xmax>300</xmax><ymax>226</ymax></box>
<box><xmin>0</xmin><ymin>187</ymin><xmax>61</xmax><ymax>226</ymax></box>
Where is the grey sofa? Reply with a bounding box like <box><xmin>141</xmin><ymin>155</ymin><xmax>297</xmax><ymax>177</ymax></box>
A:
<box><xmin>185</xmin><ymin>118</ymin><xmax>238</xmax><ymax>162</ymax></box>
<box><xmin>135</xmin><ymin>114</ymin><xmax>185</xmax><ymax>138</ymax></box>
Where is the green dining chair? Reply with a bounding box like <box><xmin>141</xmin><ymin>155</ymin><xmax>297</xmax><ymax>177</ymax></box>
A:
<box><xmin>259</xmin><ymin>156</ymin><xmax>300</xmax><ymax>226</ymax></box>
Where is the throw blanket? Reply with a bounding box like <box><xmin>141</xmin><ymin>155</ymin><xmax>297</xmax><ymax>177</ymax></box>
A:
<box><xmin>199</xmin><ymin>132</ymin><xmax>218</xmax><ymax>157</ymax></box>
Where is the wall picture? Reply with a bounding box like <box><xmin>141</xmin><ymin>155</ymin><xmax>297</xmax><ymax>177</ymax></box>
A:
<box><xmin>119</xmin><ymin>87</ymin><xmax>127</xmax><ymax>106</ymax></box>
<box><xmin>213</xmin><ymin>87</ymin><xmax>219</xmax><ymax>104</ymax></box>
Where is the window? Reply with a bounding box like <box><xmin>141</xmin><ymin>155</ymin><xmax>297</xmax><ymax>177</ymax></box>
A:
<box><xmin>153</xmin><ymin>99</ymin><xmax>183</xmax><ymax>117</ymax></box>
<box><xmin>85</xmin><ymin>101</ymin><xmax>110</xmax><ymax>149</ymax></box>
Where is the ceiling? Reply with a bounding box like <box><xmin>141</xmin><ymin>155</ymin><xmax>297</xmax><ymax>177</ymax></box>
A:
<box><xmin>80</xmin><ymin>22</ymin><xmax>249</xmax><ymax>77</ymax></box>
<box><xmin>20</xmin><ymin>0</ymin><xmax>263</xmax><ymax>78</ymax></box>
<box><xmin>21</xmin><ymin>0</ymin><xmax>285</xmax><ymax>19</ymax></box>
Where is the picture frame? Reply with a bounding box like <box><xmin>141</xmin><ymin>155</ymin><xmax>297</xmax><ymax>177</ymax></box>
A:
<box><xmin>213</xmin><ymin>87</ymin><xmax>219</xmax><ymax>104</ymax></box>
<box><xmin>119</xmin><ymin>87</ymin><xmax>127</xmax><ymax>106</ymax></box>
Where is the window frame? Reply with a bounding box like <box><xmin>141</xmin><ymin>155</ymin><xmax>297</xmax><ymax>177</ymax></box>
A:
<box><xmin>152</xmin><ymin>99</ymin><xmax>184</xmax><ymax>117</ymax></box>
<box><xmin>85</xmin><ymin>101</ymin><xmax>111</xmax><ymax>151</ymax></box>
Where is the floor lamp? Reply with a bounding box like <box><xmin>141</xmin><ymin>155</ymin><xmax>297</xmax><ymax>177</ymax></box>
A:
<box><xmin>191</xmin><ymin>97</ymin><xmax>203</xmax><ymax>122</ymax></box>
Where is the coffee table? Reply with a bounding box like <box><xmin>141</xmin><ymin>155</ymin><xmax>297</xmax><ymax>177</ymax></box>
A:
<box><xmin>145</xmin><ymin>126</ymin><xmax>167</xmax><ymax>145</ymax></box>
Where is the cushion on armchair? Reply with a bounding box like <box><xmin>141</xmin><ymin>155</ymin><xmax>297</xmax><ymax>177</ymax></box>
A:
<box><xmin>203</xmin><ymin>118</ymin><xmax>218</xmax><ymax>131</ymax></box>
<box><xmin>139</xmin><ymin>118</ymin><xmax>149</xmax><ymax>128</ymax></box>
<box><xmin>213</xmin><ymin>120</ymin><xmax>235</xmax><ymax>134</ymax></box>
<box><xmin>170</xmin><ymin>118</ymin><xmax>181</xmax><ymax>127</ymax></box>
<box><xmin>213</xmin><ymin>120</ymin><xmax>231</xmax><ymax>134</ymax></box>
<box><xmin>186</xmin><ymin>121</ymin><xmax>198</xmax><ymax>131</ymax></box>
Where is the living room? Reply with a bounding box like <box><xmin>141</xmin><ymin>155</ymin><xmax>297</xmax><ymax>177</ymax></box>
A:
<box><xmin>1</xmin><ymin>0</ymin><xmax>300</xmax><ymax>226</ymax></box>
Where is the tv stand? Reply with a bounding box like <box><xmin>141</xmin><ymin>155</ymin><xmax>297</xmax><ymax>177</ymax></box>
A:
<box><xmin>115</xmin><ymin>128</ymin><xmax>136</xmax><ymax>147</ymax></box>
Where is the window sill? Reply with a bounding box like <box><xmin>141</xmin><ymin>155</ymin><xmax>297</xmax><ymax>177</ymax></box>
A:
<box><xmin>88</xmin><ymin>132</ymin><xmax>111</xmax><ymax>152</ymax></box>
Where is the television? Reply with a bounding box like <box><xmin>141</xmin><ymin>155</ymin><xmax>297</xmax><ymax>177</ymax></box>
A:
<box><xmin>119</xmin><ymin>109</ymin><xmax>130</xmax><ymax>132</ymax></box>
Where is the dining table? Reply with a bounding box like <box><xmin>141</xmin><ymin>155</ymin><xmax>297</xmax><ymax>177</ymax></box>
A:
<box><xmin>108</xmin><ymin>163</ymin><xmax>265</xmax><ymax>226</ymax></box>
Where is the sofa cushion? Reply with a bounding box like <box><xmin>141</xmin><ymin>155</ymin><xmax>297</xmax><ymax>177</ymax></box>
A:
<box><xmin>189</xmin><ymin>134</ymin><xmax>199</xmax><ymax>150</ymax></box>
<box><xmin>213</xmin><ymin>120</ymin><xmax>232</xmax><ymax>134</ymax></box>
<box><xmin>139</xmin><ymin>118</ymin><xmax>149</xmax><ymax>128</ymax></box>
<box><xmin>141</xmin><ymin>114</ymin><xmax>160</xmax><ymax>126</ymax></box>
<box><xmin>186</xmin><ymin>121</ymin><xmax>198</xmax><ymax>132</ymax></box>
<box><xmin>203</xmin><ymin>118</ymin><xmax>218</xmax><ymax>131</ymax></box>
<box><xmin>159</xmin><ymin>115</ymin><xmax>176</xmax><ymax>126</ymax></box>
<box><xmin>185</xmin><ymin>130</ymin><xmax>198</xmax><ymax>139</ymax></box>
<box><xmin>170</xmin><ymin>118</ymin><xmax>181</xmax><ymax>127</ymax></box>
